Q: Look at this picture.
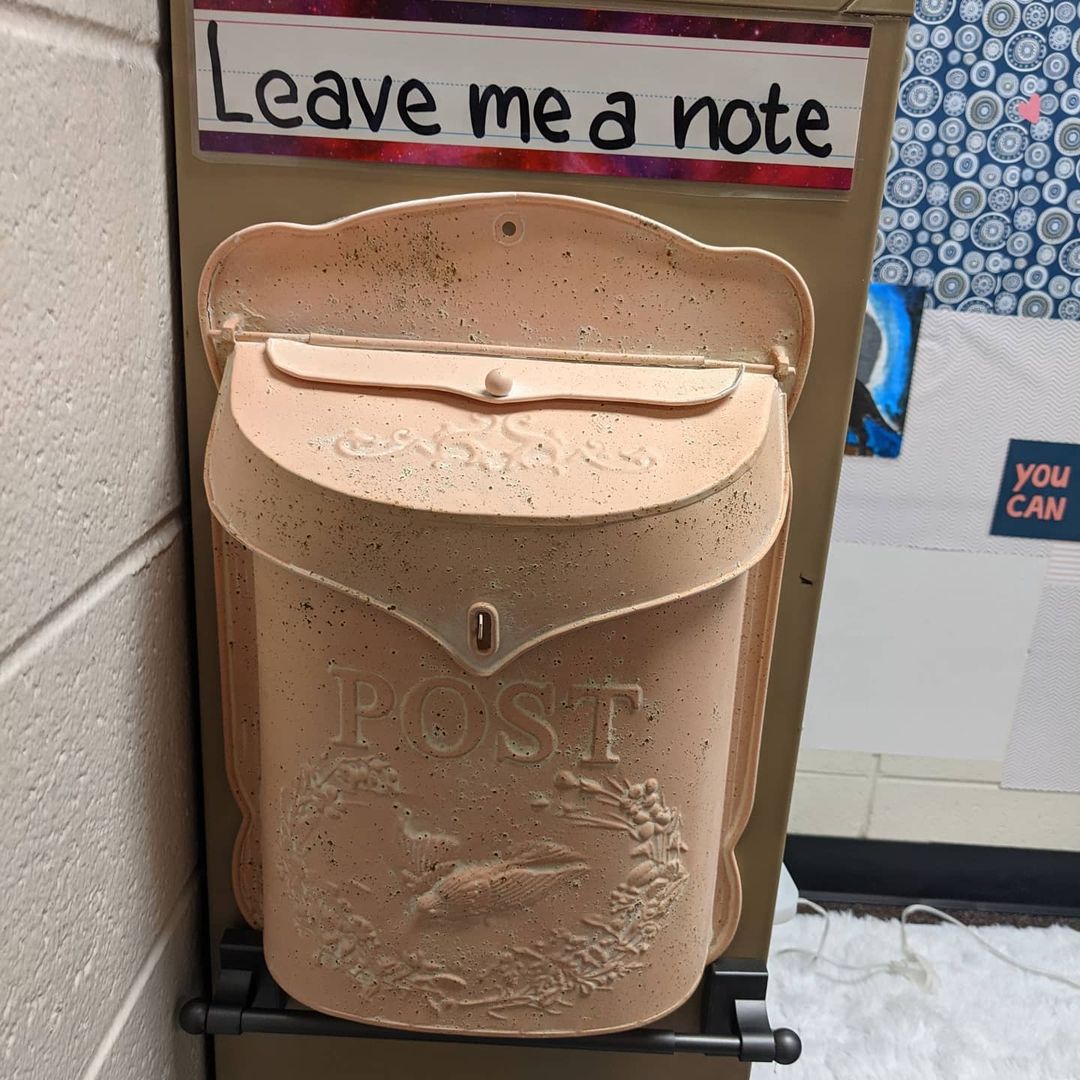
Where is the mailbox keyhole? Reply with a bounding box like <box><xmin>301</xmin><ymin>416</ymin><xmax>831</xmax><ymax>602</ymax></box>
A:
<box><xmin>470</xmin><ymin>604</ymin><xmax>498</xmax><ymax>656</ymax></box>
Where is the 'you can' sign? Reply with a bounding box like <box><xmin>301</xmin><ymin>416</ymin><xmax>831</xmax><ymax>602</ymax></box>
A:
<box><xmin>992</xmin><ymin>440</ymin><xmax>1080</xmax><ymax>542</ymax></box>
<box><xmin>192</xmin><ymin>1</ymin><xmax>871</xmax><ymax>190</ymax></box>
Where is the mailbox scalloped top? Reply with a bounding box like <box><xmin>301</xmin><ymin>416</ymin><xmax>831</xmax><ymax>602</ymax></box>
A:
<box><xmin>199</xmin><ymin>193</ymin><xmax>812</xmax><ymax>406</ymax></box>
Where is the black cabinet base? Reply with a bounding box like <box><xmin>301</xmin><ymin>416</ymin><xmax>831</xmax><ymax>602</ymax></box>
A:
<box><xmin>179</xmin><ymin>930</ymin><xmax>800</xmax><ymax>1066</ymax></box>
<box><xmin>785</xmin><ymin>835</ymin><xmax>1080</xmax><ymax>917</ymax></box>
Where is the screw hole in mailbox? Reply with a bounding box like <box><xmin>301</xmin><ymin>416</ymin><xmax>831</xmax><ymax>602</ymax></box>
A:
<box><xmin>495</xmin><ymin>214</ymin><xmax>523</xmax><ymax>244</ymax></box>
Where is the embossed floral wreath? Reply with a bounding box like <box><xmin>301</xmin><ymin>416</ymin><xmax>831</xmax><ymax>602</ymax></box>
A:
<box><xmin>279</xmin><ymin>754</ymin><xmax>690</xmax><ymax>1019</ymax></box>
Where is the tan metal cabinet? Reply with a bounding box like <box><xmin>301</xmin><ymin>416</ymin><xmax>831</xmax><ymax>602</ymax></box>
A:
<box><xmin>170</xmin><ymin>0</ymin><xmax>910</xmax><ymax>1075</ymax></box>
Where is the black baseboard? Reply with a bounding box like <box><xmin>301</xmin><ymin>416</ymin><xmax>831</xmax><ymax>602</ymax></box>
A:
<box><xmin>784</xmin><ymin>835</ymin><xmax>1080</xmax><ymax>918</ymax></box>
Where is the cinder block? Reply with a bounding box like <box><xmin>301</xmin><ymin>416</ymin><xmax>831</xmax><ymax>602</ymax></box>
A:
<box><xmin>867</xmin><ymin>777</ymin><xmax>1080</xmax><ymax>851</ymax></box>
<box><xmin>787</xmin><ymin>772</ymin><xmax>875</xmax><ymax>838</ymax></box>
<box><xmin>0</xmin><ymin>535</ymin><xmax>196</xmax><ymax>1080</ymax></box>
<box><xmin>796</xmin><ymin>748</ymin><xmax>878</xmax><ymax>776</ymax></box>
<box><xmin>14</xmin><ymin>1</ymin><xmax>161</xmax><ymax>44</ymax></box>
<box><xmin>0</xmin><ymin>21</ymin><xmax>178</xmax><ymax>652</ymax></box>
<box><xmin>878</xmin><ymin>755</ymin><xmax>1002</xmax><ymax>783</ymax></box>
<box><xmin>89</xmin><ymin>882</ymin><xmax>206</xmax><ymax>1080</ymax></box>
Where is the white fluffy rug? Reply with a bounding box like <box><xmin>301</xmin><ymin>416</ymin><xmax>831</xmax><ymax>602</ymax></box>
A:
<box><xmin>753</xmin><ymin>909</ymin><xmax>1080</xmax><ymax>1080</ymax></box>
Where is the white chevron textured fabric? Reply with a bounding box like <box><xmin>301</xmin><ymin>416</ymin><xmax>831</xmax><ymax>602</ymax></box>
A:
<box><xmin>832</xmin><ymin>308</ymin><xmax>1080</xmax><ymax>556</ymax></box>
<box><xmin>828</xmin><ymin>308</ymin><xmax>1080</xmax><ymax>790</ymax></box>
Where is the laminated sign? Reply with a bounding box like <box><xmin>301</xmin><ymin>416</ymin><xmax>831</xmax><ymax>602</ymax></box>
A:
<box><xmin>201</xmin><ymin>194</ymin><xmax>813</xmax><ymax>1035</ymax></box>
<box><xmin>193</xmin><ymin>0</ymin><xmax>871</xmax><ymax>190</ymax></box>
<box><xmin>991</xmin><ymin>440</ymin><xmax>1080</xmax><ymax>542</ymax></box>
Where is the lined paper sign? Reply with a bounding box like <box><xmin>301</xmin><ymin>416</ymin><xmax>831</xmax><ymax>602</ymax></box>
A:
<box><xmin>193</xmin><ymin>1</ymin><xmax>870</xmax><ymax>190</ymax></box>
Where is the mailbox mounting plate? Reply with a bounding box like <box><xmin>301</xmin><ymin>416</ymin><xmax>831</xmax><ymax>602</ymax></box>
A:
<box><xmin>179</xmin><ymin>930</ymin><xmax>801</xmax><ymax>1066</ymax></box>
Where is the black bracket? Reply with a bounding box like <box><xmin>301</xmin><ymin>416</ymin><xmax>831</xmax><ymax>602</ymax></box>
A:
<box><xmin>180</xmin><ymin>929</ymin><xmax>800</xmax><ymax>1066</ymax></box>
<box><xmin>700</xmin><ymin>958</ymin><xmax>802</xmax><ymax>1064</ymax></box>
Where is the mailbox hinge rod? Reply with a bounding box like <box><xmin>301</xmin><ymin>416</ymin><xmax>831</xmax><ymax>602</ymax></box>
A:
<box><xmin>209</xmin><ymin>327</ymin><xmax>781</xmax><ymax>376</ymax></box>
<box><xmin>178</xmin><ymin>931</ymin><xmax>800</xmax><ymax>1066</ymax></box>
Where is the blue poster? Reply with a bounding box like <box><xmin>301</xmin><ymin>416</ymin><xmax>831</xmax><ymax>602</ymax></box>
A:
<box><xmin>848</xmin><ymin>283</ymin><xmax>927</xmax><ymax>457</ymax></box>
<box><xmin>874</xmin><ymin>0</ymin><xmax>1080</xmax><ymax>319</ymax></box>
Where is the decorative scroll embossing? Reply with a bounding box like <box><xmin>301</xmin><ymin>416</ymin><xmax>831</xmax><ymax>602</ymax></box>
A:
<box><xmin>278</xmin><ymin>755</ymin><xmax>688</xmax><ymax>1020</ymax></box>
<box><xmin>329</xmin><ymin>414</ymin><xmax>659</xmax><ymax>474</ymax></box>
<box><xmin>332</xmin><ymin>428</ymin><xmax>422</xmax><ymax>459</ymax></box>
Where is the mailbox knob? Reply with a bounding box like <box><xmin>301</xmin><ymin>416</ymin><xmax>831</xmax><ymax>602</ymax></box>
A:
<box><xmin>485</xmin><ymin>368</ymin><xmax>514</xmax><ymax>397</ymax></box>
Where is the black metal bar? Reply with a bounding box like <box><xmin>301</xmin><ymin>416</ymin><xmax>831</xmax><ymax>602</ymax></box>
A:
<box><xmin>180</xmin><ymin>1000</ymin><xmax>742</xmax><ymax>1055</ymax></box>
<box><xmin>249</xmin><ymin>1010</ymin><xmax>740</xmax><ymax>1055</ymax></box>
<box><xmin>179</xmin><ymin>933</ymin><xmax>800</xmax><ymax>1065</ymax></box>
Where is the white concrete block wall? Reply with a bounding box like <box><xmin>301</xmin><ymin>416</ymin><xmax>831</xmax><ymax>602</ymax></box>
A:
<box><xmin>789</xmin><ymin>749</ymin><xmax>1080</xmax><ymax>852</ymax></box>
<box><xmin>0</xmin><ymin>3</ymin><xmax>203</xmax><ymax>1079</ymax></box>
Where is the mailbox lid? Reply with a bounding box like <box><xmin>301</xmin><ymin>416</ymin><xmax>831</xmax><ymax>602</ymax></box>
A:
<box><xmin>216</xmin><ymin>338</ymin><xmax>779</xmax><ymax>525</ymax></box>
<box><xmin>206</xmin><ymin>354</ymin><xmax>789</xmax><ymax>673</ymax></box>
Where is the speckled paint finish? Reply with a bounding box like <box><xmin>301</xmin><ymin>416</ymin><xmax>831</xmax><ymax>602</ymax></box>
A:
<box><xmin>200</xmin><ymin>193</ymin><xmax>812</xmax><ymax>1036</ymax></box>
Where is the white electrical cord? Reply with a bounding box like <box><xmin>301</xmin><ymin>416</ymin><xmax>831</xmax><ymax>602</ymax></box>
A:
<box><xmin>774</xmin><ymin>898</ymin><xmax>1080</xmax><ymax>993</ymax></box>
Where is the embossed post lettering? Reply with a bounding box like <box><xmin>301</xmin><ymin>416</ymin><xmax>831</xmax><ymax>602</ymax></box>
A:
<box><xmin>330</xmin><ymin>664</ymin><xmax>395</xmax><ymax>746</ymax></box>
<box><xmin>573</xmin><ymin>684</ymin><xmax>643</xmax><ymax>764</ymax></box>
<box><xmin>330</xmin><ymin>667</ymin><xmax>643</xmax><ymax>765</ymax></box>
<box><xmin>495</xmin><ymin>681</ymin><xmax>558</xmax><ymax>763</ymax></box>
<box><xmin>402</xmin><ymin>676</ymin><xmax>488</xmax><ymax>759</ymax></box>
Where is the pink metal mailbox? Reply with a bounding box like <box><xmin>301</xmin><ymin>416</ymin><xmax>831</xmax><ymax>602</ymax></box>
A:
<box><xmin>200</xmin><ymin>193</ymin><xmax>812</xmax><ymax>1037</ymax></box>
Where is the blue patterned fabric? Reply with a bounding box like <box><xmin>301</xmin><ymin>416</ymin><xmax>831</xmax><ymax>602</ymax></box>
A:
<box><xmin>873</xmin><ymin>0</ymin><xmax>1080</xmax><ymax>318</ymax></box>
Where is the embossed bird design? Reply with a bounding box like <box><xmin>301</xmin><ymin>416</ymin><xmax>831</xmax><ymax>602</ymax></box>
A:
<box><xmin>414</xmin><ymin>841</ymin><xmax>589</xmax><ymax>919</ymax></box>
